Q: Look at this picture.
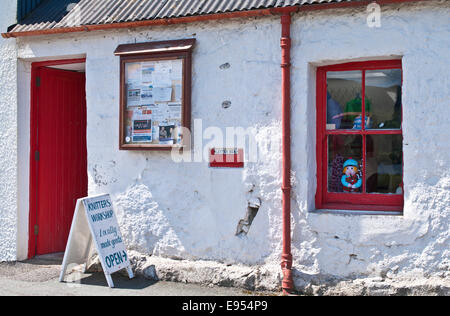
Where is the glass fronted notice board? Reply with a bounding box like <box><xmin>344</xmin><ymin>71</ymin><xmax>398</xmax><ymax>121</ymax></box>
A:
<box><xmin>114</xmin><ymin>39</ymin><xmax>195</xmax><ymax>150</ymax></box>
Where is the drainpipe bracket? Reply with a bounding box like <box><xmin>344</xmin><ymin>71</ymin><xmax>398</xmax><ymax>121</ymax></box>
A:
<box><xmin>281</xmin><ymin>186</ymin><xmax>292</xmax><ymax>193</ymax></box>
<box><xmin>281</xmin><ymin>253</ymin><xmax>293</xmax><ymax>269</ymax></box>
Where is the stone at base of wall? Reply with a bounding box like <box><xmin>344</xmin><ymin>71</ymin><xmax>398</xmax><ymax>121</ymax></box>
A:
<box><xmin>85</xmin><ymin>251</ymin><xmax>449</xmax><ymax>296</ymax></box>
<box><xmin>302</xmin><ymin>277</ymin><xmax>449</xmax><ymax>296</ymax></box>
<box><xmin>86</xmin><ymin>250</ymin><xmax>282</xmax><ymax>292</ymax></box>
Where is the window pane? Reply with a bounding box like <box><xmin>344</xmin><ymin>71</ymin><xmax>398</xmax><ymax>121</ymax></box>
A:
<box><xmin>328</xmin><ymin>135</ymin><xmax>363</xmax><ymax>193</ymax></box>
<box><xmin>365</xmin><ymin>69</ymin><xmax>402</xmax><ymax>130</ymax></box>
<box><xmin>326</xmin><ymin>71</ymin><xmax>364</xmax><ymax>130</ymax></box>
<box><xmin>366</xmin><ymin>135</ymin><xmax>403</xmax><ymax>194</ymax></box>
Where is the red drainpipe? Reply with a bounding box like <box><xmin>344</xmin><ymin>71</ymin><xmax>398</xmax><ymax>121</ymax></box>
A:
<box><xmin>280</xmin><ymin>13</ymin><xmax>294</xmax><ymax>294</ymax></box>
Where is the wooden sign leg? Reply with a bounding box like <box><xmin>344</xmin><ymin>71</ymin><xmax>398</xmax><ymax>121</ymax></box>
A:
<box><xmin>59</xmin><ymin>260</ymin><xmax>69</xmax><ymax>282</ymax></box>
<box><xmin>126</xmin><ymin>266</ymin><xmax>134</xmax><ymax>279</ymax></box>
<box><xmin>82</xmin><ymin>238</ymin><xmax>95</xmax><ymax>273</ymax></box>
<box><xmin>105</xmin><ymin>274</ymin><xmax>115</xmax><ymax>288</ymax></box>
<box><xmin>59</xmin><ymin>200</ymin><xmax>82</xmax><ymax>283</ymax></box>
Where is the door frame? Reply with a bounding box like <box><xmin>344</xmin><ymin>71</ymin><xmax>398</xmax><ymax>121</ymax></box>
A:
<box><xmin>29</xmin><ymin>58</ymin><xmax>86</xmax><ymax>258</ymax></box>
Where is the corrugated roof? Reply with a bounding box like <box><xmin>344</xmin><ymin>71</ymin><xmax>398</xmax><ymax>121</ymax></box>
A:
<box><xmin>59</xmin><ymin>0</ymin><xmax>169</xmax><ymax>26</ymax></box>
<box><xmin>10</xmin><ymin>0</ymin><xmax>360</xmax><ymax>33</ymax></box>
<box><xmin>156</xmin><ymin>0</ymin><xmax>280</xmax><ymax>18</ymax></box>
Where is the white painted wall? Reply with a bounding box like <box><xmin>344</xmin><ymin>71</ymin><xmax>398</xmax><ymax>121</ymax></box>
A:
<box><xmin>0</xmin><ymin>1</ymin><xmax>17</xmax><ymax>261</ymax></box>
<box><xmin>16</xmin><ymin>59</ymin><xmax>30</xmax><ymax>261</ymax></box>
<box><xmin>290</xmin><ymin>1</ymin><xmax>450</xmax><ymax>284</ymax></box>
<box><xmin>11</xmin><ymin>0</ymin><xmax>449</xmax><ymax>286</ymax></box>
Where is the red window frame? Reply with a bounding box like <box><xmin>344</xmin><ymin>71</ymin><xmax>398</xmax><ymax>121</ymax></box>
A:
<box><xmin>315</xmin><ymin>60</ymin><xmax>404</xmax><ymax>212</ymax></box>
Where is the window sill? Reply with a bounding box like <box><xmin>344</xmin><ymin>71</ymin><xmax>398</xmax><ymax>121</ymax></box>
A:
<box><xmin>311</xmin><ymin>209</ymin><xmax>403</xmax><ymax>216</ymax></box>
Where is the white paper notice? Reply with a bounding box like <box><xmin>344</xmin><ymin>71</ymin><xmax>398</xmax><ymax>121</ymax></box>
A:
<box><xmin>171</xmin><ymin>60</ymin><xmax>183</xmax><ymax>80</ymax></box>
<box><xmin>174</xmin><ymin>84</ymin><xmax>182</xmax><ymax>102</ymax></box>
<box><xmin>152</xmin><ymin>124</ymin><xmax>159</xmax><ymax>141</ymax></box>
<box><xmin>141</xmin><ymin>63</ymin><xmax>155</xmax><ymax>84</ymax></box>
<box><xmin>168</xmin><ymin>103</ymin><xmax>182</xmax><ymax>120</ymax></box>
<box><xmin>153</xmin><ymin>73</ymin><xmax>172</xmax><ymax>86</ymax></box>
<box><xmin>153</xmin><ymin>86</ymin><xmax>173</xmax><ymax>102</ymax></box>
<box><xmin>155</xmin><ymin>62</ymin><xmax>171</xmax><ymax>74</ymax></box>
<box><xmin>148</xmin><ymin>104</ymin><xmax>169</xmax><ymax>122</ymax></box>
<box><xmin>126</xmin><ymin>63</ymin><xmax>143</xmax><ymax>107</ymax></box>
<box><xmin>127</xmin><ymin>63</ymin><xmax>142</xmax><ymax>82</ymax></box>
<box><xmin>153</xmin><ymin>61</ymin><xmax>173</xmax><ymax>86</ymax></box>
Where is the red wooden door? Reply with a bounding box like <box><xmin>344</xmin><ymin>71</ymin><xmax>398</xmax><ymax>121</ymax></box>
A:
<box><xmin>32</xmin><ymin>67</ymin><xmax>87</xmax><ymax>256</ymax></box>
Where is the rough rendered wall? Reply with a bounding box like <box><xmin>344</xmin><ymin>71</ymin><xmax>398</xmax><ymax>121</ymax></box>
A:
<box><xmin>289</xmin><ymin>1</ymin><xmax>450</xmax><ymax>288</ymax></box>
<box><xmin>15</xmin><ymin>1</ymin><xmax>449</xmax><ymax>290</ymax></box>
<box><xmin>0</xmin><ymin>1</ymin><xmax>17</xmax><ymax>261</ymax></box>
<box><xmin>17</xmin><ymin>16</ymin><xmax>284</xmax><ymax>265</ymax></box>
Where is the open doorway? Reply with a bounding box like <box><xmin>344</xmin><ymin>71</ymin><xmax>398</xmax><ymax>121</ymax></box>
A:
<box><xmin>29</xmin><ymin>59</ymin><xmax>87</xmax><ymax>258</ymax></box>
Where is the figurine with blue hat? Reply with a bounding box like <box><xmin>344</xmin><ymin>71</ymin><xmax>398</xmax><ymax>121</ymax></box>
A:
<box><xmin>341</xmin><ymin>158</ymin><xmax>362</xmax><ymax>193</ymax></box>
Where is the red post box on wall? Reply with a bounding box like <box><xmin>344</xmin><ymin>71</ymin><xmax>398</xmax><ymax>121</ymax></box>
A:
<box><xmin>209</xmin><ymin>148</ymin><xmax>244</xmax><ymax>168</ymax></box>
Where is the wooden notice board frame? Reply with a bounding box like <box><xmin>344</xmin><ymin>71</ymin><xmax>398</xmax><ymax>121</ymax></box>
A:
<box><xmin>115</xmin><ymin>39</ymin><xmax>195</xmax><ymax>151</ymax></box>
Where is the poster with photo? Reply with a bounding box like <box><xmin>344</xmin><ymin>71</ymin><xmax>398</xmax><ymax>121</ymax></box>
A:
<box><xmin>159</xmin><ymin>122</ymin><xmax>176</xmax><ymax>145</ymax></box>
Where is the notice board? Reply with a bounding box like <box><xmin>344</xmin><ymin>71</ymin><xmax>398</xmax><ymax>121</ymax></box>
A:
<box><xmin>115</xmin><ymin>39</ymin><xmax>195</xmax><ymax>150</ymax></box>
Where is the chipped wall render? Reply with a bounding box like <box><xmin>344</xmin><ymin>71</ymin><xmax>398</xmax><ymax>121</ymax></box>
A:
<box><xmin>236</xmin><ymin>198</ymin><xmax>261</xmax><ymax>236</ymax></box>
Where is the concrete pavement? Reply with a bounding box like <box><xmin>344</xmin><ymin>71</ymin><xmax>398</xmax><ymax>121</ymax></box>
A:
<box><xmin>0</xmin><ymin>255</ymin><xmax>260</xmax><ymax>296</ymax></box>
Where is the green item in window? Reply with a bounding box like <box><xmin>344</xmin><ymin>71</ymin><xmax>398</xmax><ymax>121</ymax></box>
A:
<box><xmin>343</xmin><ymin>95</ymin><xmax>372</xmax><ymax>122</ymax></box>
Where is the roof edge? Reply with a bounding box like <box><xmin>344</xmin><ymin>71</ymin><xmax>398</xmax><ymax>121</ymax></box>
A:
<box><xmin>2</xmin><ymin>6</ymin><xmax>296</xmax><ymax>39</ymax></box>
<box><xmin>114</xmin><ymin>38</ymin><xmax>196</xmax><ymax>56</ymax></box>
<box><xmin>2</xmin><ymin>0</ymin><xmax>429</xmax><ymax>39</ymax></box>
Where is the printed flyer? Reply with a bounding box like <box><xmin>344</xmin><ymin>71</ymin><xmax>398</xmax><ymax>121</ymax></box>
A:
<box><xmin>132</xmin><ymin>109</ymin><xmax>153</xmax><ymax>143</ymax></box>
